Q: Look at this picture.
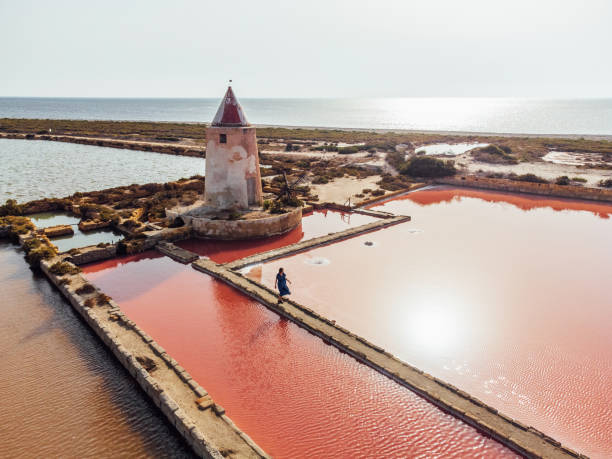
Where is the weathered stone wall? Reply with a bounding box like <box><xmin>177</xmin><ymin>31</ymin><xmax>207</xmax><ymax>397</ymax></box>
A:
<box><xmin>157</xmin><ymin>242</ymin><xmax>199</xmax><ymax>264</ymax></box>
<box><xmin>171</xmin><ymin>207</ymin><xmax>302</xmax><ymax>241</ymax></box>
<box><xmin>0</xmin><ymin>133</ymin><xmax>205</xmax><ymax>158</ymax></box>
<box><xmin>79</xmin><ymin>220</ymin><xmax>111</xmax><ymax>232</ymax></box>
<box><xmin>43</xmin><ymin>224</ymin><xmax>74</xmax><ymax>237</ymax></box>
<box><xmin>204</xmin><ymin>126</ymin><xmax>262</xmax><ymax>209</ymax></box>
<box><xmin>67</xmin><ymin>244</ymin><xmax>117</xmax><ymax>265</ymax></box>
<box><xmin>225</xmin><ymin>214</ymin><xmax>410</xmax><ymax>270</ymax></box>
<box><xmin>438</xmin><ymin>176</ymin><xmax>612</xmax><ymax>202</ymax></box>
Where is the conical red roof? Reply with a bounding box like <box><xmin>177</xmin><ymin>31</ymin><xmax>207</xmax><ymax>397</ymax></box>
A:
<box><xmin>212</xmin><ymin>86</ymin><xmax>249</xmax><ymax>127</ymax></box>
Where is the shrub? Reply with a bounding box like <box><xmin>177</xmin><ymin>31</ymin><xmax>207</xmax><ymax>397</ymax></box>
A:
<box><xmin>512</xmin><ymin>173</ymin><xmax>548</xmax><ymax>184</ymax></box>
<box><xmin>96</xmin><ymin>293</ymin><xmax>111</xmax><ymax>305</ymax></box>
<box><xmin>377</xmin><ymin>174</ymin><xmax>411</xmax><ymax>191</ymax></box>
<box><xmin>337</xmin><ymin>146</ymin><xmax>360</xmax><ymax>154</ymax></box>
<box><xmin>22</xmin><ymin>238</ymin><xmax>42</xmax><ymax>252</ymax></box>
<box><xmin>0</xmin><ymin>216</ymin><xmax>35</xmax><ymax>239</ymax></box>
<box><xmin>280</xmin><ymin>196</ymin><xmax>303</xmax><ymax>207</ymax></box>
<box><xmin>555</xmin><ymin>176</ymin><xmax>571</xmax><ymax>185</ymax></box>
<box><xmin>49</xmin><ymin>261</ymin><xmax>81</xmax><ymax>275</ymax></box>
<box><xmin>267</xmin><ymin>200</ymin><xmax>284</xmax><ymax>214</ymax></box>
<box><xmin>401</xmin><ymin>157</ymin><xmax>456</xmax><ymax>178</ymax></box>
<box><xmin>572</xmin><ymin>177</ymin><xmax>588</xmax><ymax>183</ymax></box>
<box><xmin>471</xmin><ymin>145</ymin><xmax>518</xmax><ymax>164</ymax></box>
<box><xmin>0</xmin><ymin>199</ymin><xmax>23</xmax><ymax>216</ymax></box>
<box><xmin>485</xmin><ymin>172</ymin><xmax>506</xmax><ymax>179</ymax></box>
<box><xmin>25</xmin><ymin>245</ymin><xmax>56</xmax><ymax>266</ymax></box>
<box><xmin>312</xmin><ymin>176</ymin><xmax>329</xmax><ymax>184</ymax></box>
<box><xmin>76</xmin><ymin>283</ymin><xmax>96</xmax><ymax>295</ymax></box>
<box><xmin>599</xmin><ymin>178</ymin><xmax>612</xmax><ymax>188</ymax></box>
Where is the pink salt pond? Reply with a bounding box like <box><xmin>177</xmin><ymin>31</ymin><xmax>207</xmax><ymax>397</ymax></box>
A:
<box><xmin>175</xmin><ymin>208</ymin><xmax>378</xmax><ymax>263</ymax></box>
<box><xmin>248</xmin><ymin>186</ymin><xmax>612</xmax><ymax>459</ymax></box>
<box><xmin>83</xmin><ymin>252</ymin><xmax>515</xmax><ymax>459</ymax></box>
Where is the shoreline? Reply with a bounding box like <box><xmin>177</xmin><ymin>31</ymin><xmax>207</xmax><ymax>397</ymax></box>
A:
<box><xmin>3</xmin><ymin>117</ymin><xmax>612</xmax><ymax>140</ymax></box>
<box><xmin>255</xmin><ymin>124</ymin><xmax>612</xmax><ymax>141</ymax></box>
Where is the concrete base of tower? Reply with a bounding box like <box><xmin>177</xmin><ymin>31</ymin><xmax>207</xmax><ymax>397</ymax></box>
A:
<box><xmin>166</xmin><ymin>203</ymin><xmax>302</xmax><ymax>240</ymax></box>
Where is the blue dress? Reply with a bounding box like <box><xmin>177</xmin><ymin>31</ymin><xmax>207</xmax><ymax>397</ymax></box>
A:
<box><xmin>276</xmin><ymin>272</ymin><xmax>291</xmax><ymax>296</ymax></box>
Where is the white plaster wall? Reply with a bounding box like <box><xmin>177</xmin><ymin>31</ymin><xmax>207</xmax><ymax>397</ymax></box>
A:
<box><xmin>204</xmin><ymin>127</ymin><xmax>262</xmax><ymax>210</ymax></box>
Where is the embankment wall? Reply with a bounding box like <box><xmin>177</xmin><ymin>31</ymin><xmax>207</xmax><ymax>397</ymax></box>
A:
<box><xmin>169</xmin><ymin>208</ymin><xmax>302</xmax><ymax>240</ymax></box>
<box><xmin>438</xmin><ymin>176</ymin><xmax>612</xmax><ymax>202</ymax></box>
<box><xmin>0</xmin><ymin>133</ymin><xmax>205</xmax><ymax>158</ymax></box>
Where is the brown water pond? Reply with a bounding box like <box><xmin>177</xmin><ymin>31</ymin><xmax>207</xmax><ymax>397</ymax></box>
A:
<box><xmin>83</xmin><ymin>252</ymin><xmax>517</xmax><ymax>458</ymax></box>
<box><xmin>0</xmin><ymin>242</ymin><xmax>194</xmax><ymax>458</ymax></box>
<box><xmin>247</xmin><ymin>186</ymin><xmax>612</xmax><ymax>458</ymax></box>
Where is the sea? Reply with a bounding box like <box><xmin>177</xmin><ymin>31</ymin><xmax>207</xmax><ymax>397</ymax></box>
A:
<box><xmin>1</xmin><ymin>97</ymin><xmax>611</xmax><ymax>136</ymax></box>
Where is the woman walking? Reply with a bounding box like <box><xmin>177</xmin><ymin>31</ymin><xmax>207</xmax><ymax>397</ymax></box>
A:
<box><xmin>274</xmin><ymin>267</ymin><xmax>292</xmax><ymax>303</ymax></box>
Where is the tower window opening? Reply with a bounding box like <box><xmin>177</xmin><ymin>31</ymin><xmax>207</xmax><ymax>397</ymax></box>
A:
<box><xmin>220</xmin><ymin>134</ymin><xmax>227</xmax><ymax>144</ymax></box>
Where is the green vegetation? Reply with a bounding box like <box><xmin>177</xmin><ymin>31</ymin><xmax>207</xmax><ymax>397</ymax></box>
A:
<box><xmin>599</xmin><ymin>178</ymin><xmax>612</xmax><ymax>188</ymax></box>
<box><xmin>376</xmin><ymin>174</ymin><xmax>412</xmax><ymax>191</ymax></box>
<box><xmin>572</xmin><ymin>177</ymin><xmax>588</xmax><ymax>183</ymax></box>
<box><xmin>471</xmin><ymin>144</ymin><xmax>519</xmax><ymax>164</ymax></box>
<box><xmin>23</xmin><ymin>240</ymin><xmax>57</xmax><ymax>267</ymax></box>
<box><xmin>0</xmin><ymin>215</ymin><xmax>35</xmax><ymax>239</ymax></box>
<box><xmin>400</xmin><ymin>156</ymin><xmax>457</xmax><ymax>178</ymax></box>
<box><xmin>49</xmin><ymin>261</ymin><xmax>81</xmax><ymax>275</ymax></box>
<box><xmin>510</xmin><ymin>173</ymin><xmax>549</xmax><ymax>184</ymax></box>
<box><xmin>266</xmin><ymin>200</ymin><xmax>285</xmax><ymax>214</ymax></box>
<box><xmin>555</xmin><ymin>176</ymin><xmax>571</xmax><ymax>185</ymax></box>
<box><xmin>0</xmin><ymin>199</ymin><xmax>23</xmax><ymax>216</ymax></box>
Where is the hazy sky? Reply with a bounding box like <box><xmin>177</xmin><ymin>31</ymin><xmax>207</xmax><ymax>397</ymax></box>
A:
<box><xmin>1</xmin><ymin>0</ymin><xmax>610</xmax><ymax>98</ymax></box>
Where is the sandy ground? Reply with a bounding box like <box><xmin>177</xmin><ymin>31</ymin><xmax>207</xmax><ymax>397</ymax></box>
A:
<box><xmin>310</xmin><ymin>175</ymin><xmax>381</xmax><ymax>205</ymax></box>
<box><xmin>453</xmin><ymin>154</ymin><xmax>612</xmax><ymax>187</ymax></box>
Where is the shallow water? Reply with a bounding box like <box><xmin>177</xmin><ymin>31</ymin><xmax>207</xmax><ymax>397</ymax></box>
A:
<box><xmin>249</xmin><ymin>186</ymin><xmax>612</xmax><ymax>458</ymax></box>
<box><xmin>83</xmin><ymin>252</ymin><xmax>516</xmax><ymax>458</ymax></box>
<box><xmin>415</xmin><ymin>142</ymin><xmax>489</xmax><ymax>156</ymax></box>
<box><xmin>0</xmin><ymin>139</ymin><xmax>205</xmax><ymax>203</ymax></box>
<box><xmin>175</xmin><ymin>209</ymin><xmax>378</xmax><ymax>263</ymax></box>
<box><xmin>0</xmin><ymin>242</ymin><xmax>194</xmax><ymax>458</ymax></box>
<box><xmin>29</xmin><ymin>211</ymin><xmax>123</xmax><ymax>252</ymax></box>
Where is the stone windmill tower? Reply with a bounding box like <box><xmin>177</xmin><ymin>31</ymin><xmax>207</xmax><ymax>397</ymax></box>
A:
<box><xmin>204</xmin><ymin>86</ymin><xmax>263</xmax><ymax>210</ymax></box>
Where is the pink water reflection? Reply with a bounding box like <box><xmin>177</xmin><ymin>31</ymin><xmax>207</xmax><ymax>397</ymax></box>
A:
<box><xmin>84</xmin><ymin>253</ymin><xmax>516</xmax><ymax>459</ymax></box>
<box><xmin>249</xmin><ymin>186</ymin><xmax>612</xmax><ymax>458</ymax></box>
